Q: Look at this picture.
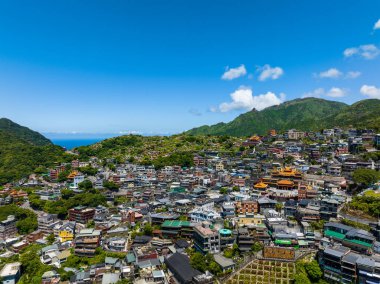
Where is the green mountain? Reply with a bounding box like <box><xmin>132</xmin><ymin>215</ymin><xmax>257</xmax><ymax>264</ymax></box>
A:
<box><xmin>0</xmin><ymin>119</ymin><xmax>70</xmax><ymax>184</ymax></box>
<box><xmin>0</xmin><ymin>118</ymin><xmax>52</xmax><ymax>146</ymax></box>
<box><xmin>186</xmin><ymin>98</ymin><xmax>380</xmax><ymax>136</ymax></box>
<box><xmin>327</xmin><ymin>99</ymin><xmax>380</xmax><ymax>130</ymax></box>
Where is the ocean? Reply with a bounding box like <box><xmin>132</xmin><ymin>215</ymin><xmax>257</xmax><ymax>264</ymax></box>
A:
<box><xmin>51</xmin><ymin>138</ymin><xmax>104</xmax><ymax>150</ymax></box>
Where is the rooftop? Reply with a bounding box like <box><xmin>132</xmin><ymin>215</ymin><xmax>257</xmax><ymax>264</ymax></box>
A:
<box><xmin>0</xmin><ymin>262</ymin><xmax>21</xmax><ymax>277</ymax></box>
<box><xmin>161</xmin><ymin>220</ymin><xmax>191</xmax><ymax>228</ymax></box>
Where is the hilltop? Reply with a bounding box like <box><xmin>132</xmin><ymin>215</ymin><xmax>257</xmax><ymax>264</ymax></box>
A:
<box><xmin>0</xmin><ymin>118</ymin><xmax>52</xmax><ymax>146</ymax></box>
<box><xmin>186</xmin><ymin>98</ymin><xmax>380</xmax><ymax>136</ymax></box>
<box><xmin>0</xmin><ymin>119</ymin><xmax>70</xmax><ymax>184</ymax></box>
<box><xmin>76</xmin><ymin>134</ymin><xmax>242</xmax><ymax>167</ymax></box>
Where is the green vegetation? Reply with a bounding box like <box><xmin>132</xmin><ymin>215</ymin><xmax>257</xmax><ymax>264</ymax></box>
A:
<box><xmin>251</xmin><ymin>241</ymin><xmax>264</xmax><ymax>253</ymax></box>
<box><xmin>0</xmin><ymin>130</ymin><xmax>73</xmax><ymax>184</ymax></box>
<box><xmin>352</xmin><ymin>168</ymin><xmax>380</xmax><ymax>187</ymax></box>
<box><xmin>5</xmin><ymin>245</ymin><xmax>126</xmax><ymax>284</ymax></box>
<box><xmin>46</xmin><ymin>233</ymin><xmax>56</xmax><ymax>245</ymax></box>
<box><xmin>190</xmin><ymin>252</ymin><xmax>222</xmax><ymax>275</ymax></box>
<box><xmin>103</xmin><ymin>180</ymin><xmax>120</xmax><ymax>191</ymax></box>
<box><xmin>347</xmin><ymin>194</ymin><xmax>380</xmax><ymax>218</ymax></box>
<box><xmin>79</xmin><ymin>166</ymin><xmax>98</xmax><ymax>176</ymax></box>
<box><xmin>341</xmin><ymin>218</ymin><xmax>371</xmax><ymax>231</ymax></box>
<box><xmin>362</xmin><ymin>151</ymin><xmax>380</xmax><ymax>162</ymax></box>
<box><xmin>363</xmin><ymin>190</ymin><xmax>380</xmax><ymax>198</ymax></box>
<box><xmin>0</xmin><ymin>204</ymin><xmax>37</xmax><ymax>234</ymax></box>
<box><xmin>29</xmin><ymin>189</ymin><xmax>106</xmax><ymax>219</ymax></box>
<box><xmin>78</xmin><ymin>179</ymin><xmax>93</xmax><ymax>190</ymax></box>
<box><xmin>75</xmin><ymin>134</ymin><xmax>242</xmax><ymax>164</ymax></box>
<box><xmin>310</xmin><ymin>220</ymin><xmax>325</xmax><ymax>231</ymax></box>
<box><xmin>62</xmin><ymin>248</ymin><xmax>126</xmax><ymax>269</ymax></box>
<box><xmin>295</xmin><ymin>260</ymin><xmax>324</xmax><ymax>284</ymax></box>
<box><xmin>149</xmin><ymin>151</ymin><xmax>194</xmax><ymax>169</ymax></box>
<box><xmin>223</xmin><ymin>243</ymin><xmax>239</xmax><ymax>258</ymax></box>
<box><xmin>0</xmin><ymin>118</ymin><xmax>52</xmax><ymax>146</ymax></box>
<box><xmin>18</xmin><ymin>245</ymin><xmax>51</xmax><ymax>284</ymax></box>
<box><xmin>186</xmin><ymin>98</ymin><xmax>380</xmax><ymax>136</ymax></box>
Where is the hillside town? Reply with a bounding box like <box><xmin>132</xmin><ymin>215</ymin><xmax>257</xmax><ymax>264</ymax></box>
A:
<box><xmin>1</xmin><ymin>128</ymin><xmax>380</xmax><ymax>284</ymax></box>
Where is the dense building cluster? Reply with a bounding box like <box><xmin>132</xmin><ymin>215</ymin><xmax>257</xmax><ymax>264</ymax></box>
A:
<box><xmin>0</xmin><ymin>128</ymin><xmax>380</xmax><ymax>284</ymax></box>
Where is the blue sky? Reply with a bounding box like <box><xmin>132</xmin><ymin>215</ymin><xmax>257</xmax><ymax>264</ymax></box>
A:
<box><xmin>0</xmin><ymin>0</ymin><xmax>380</xmax><ymax>135</ymax></box>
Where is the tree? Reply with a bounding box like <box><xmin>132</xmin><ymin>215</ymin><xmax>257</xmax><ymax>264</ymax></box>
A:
<box><xmin>219</xmin><ymin>187</ymin><xmax>228</xmax><ymax>194</ymax></box>
<box><xmin>57</xmin><ymin>171</ymin><xmax>69</xmax><ymax>182</ymax></box>
<box><xmin>294</xmin><ymin>273</ymin><xmax>311</xmax><ymax>284</ymax></box>
<box><xmin>251</xmin><ymin>241</ymin><xmax>263</xmax><ymax>253</ymax></box>
<box><xmin>34</xmin><ymin>166</ymin><xmax>47</xmax><ymax>174</ymax></box>
<box><xmin>232</xmin><ymin>186</ymin><xmax>240</xmax><ymax>192</ymax></box>
<box><xmin>46</xmin><ymin>233</ymin><xmax>55</xmax><ymax>245</ymax></box>
<box><xmin>310</xmin><ymin>220</ymin><xmax>325</xmax><ymax>231</ymax></box>
<box><xmin>143</xmin><ymin>223</ymin><xmax>153</xmax><ymax>236</ymax></box>
<box><xmin>79</xmin><ymin>166</ymin><xmax>98</xmax><ymax>176</ymax></box>
<box><xmin>208</xmin><ymin>261</ymin><xmax>222</xmax><ymax>275</ymax></box>
<box><xmin>179</xmin><ymin>215</ymin><xmax>188</xmax><ymax>221</ymax></box>
<box><xmin>0</xmin><ymin>205</ymin><xmax>38</xmax><ymax>235</ymax></box>
<box><xmin>103</xmin><ymin>180</ymin><xmax>119</xmax><ymax>191</ymax></box>
<box><xmin>353</xmin><ymin>168</ymin><xmax>380</xmax><ymax>187</ymax></box>
<box><xmin>305</xmin><ymin>260</ymin><xmax>323</xmax><ymax>282</ymax></box>
<box><xmin>284</xmin><ymin>155</ymin><xmax>295</xmax><ymax>165</ymax></box>
<box><xmin>275</xmin><ymin>202</ymin><xmax>283</xmax><ymax>213</ymax></box>
<box><xmin>19</xmin><ymin>245</ymin><xmax>50</xmax><ymax>283</ymax></box>
<box><xmin>61</xmin><ymin>188</ymin><xmax>75</xmax><ymax>200</ymax></box>
<box><xmin>190</xmin><ymin>252</ymin><xmax>206</xmax><ymax>272</ymax></box>
<box><xmin>78</xmin><ymin>179</ymin><xmax>93</xmax><ymax>190</ymax></box>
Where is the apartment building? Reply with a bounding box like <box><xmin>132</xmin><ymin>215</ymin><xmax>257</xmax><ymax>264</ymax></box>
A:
<box><xmin>68</xmin><ymin>206</ymin><xmax>95</xmax><ymax>224</ymax></box>
<box><xmin>0</xmin><ymin>215</ymin><xmax>17</xmax><ymax>240</ymax></box>
<box><xmin>74</xmin><ymin>228</ymin><xmax>101</xmax><ymax>257</ymax></box>
<box><xmin>324</xmin><ymin>222</ymin><xmax>375</xmax><ymax>254</ymax></box>
<box><xmin>38</xmin><ymin>213</ymin><xmax>61</xmax><ymax>235</ymax></box>
<box><xmin>235</xmin><ymin>200</ymin><xmax>259</xmax><ymax>214</ymax></box>
<box><xmin>193</xmin><ymin>222</ymin><xmax>220</xmax><ymax>254</ymax></box>
<box><xmin>320</xmin><ymin>245</ymin><xmax>380</xmax><ymax>284</ymax></box>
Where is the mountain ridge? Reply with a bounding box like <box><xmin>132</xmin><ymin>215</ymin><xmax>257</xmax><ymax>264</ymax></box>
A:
<box><xmin>186</xmin><ymin>98</ymin><xmax>380</xmax><ymax>136</ymax></box>
<box><xmin>0</xmin><ymin>118</ymin><xmax>52</xmax><ymax>146</ymax></box>
<box><xmin>0</xmin><ymin>119</ymin><xmax>69</xmax><ymax>184</ymax></box>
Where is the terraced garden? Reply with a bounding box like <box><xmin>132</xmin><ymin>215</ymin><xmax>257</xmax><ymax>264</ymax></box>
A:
<box><xmin>225</xmin><ymin>259</ymin><xmax>296</xmax><ymax>284</ymax></box>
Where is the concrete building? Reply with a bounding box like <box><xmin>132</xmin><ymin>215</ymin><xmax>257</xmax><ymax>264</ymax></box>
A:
<box><xmin>38</xmin><ymin>214</ymin><xmax>61</xmax><ymax>235</ymax></box>
<box><xmin>0</xmin><ymin>215</ymin><xmax>17</xmax><ymax>240</ymax></box>
<box><xmin>320</xmin><ymin>245</ymin><xmax>380</xmax><ymax>284</ymax></box>
<box><xmin>68</xmin><ymin>206</ymin><xmax>95</xmax><ymax>224</ymax></box>
<box><xmin>0</xmin><ymin>262</ymin><xmax>21</xmax><ymax>284</ymax></box>
<box><xmin>74</xmin><ymin>228</ymin><xmax>101</xmax><ymax>257</ymax></box>
<box><xmin>324</xmin><ymin>222</ymin><xmax>375</xmax><ymax>254</ymax></box>
<box><xmin>235</xmin><ymin>200</ymin><xmax>259</xmax><ymax>214</ymax></box>
<box><xmin>237</xmin><ymin>227</ymin><xmax>254</xmax><ymax>252</ymax></box>
<box><xmin>193</xmin><ymin>222</ymin><xmax>220</xmax><ymax>254</ymax></box>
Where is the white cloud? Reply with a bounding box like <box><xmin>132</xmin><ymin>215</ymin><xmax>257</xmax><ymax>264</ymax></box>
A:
<box><xmin>374</xmin><ymin>19</ymin><xmax>380</xmax><ymax>30</ymax></box>
<box><xmin>346</xmin><ymin>71</ymin><xmax>361</xmax><ymax>79</ymax></box>
<box><xmin>302</xmin><ymin>87</ymin><xmax>347</xmax><ymax>98</ymax></box>
<box><xmin>360</xmin><ymin>85</ymin><xmax>380</xmax><ymax>99</ymax></box>
<box><xmin>302</xmin><ymin>88</ymin><xmax>325</xmax><ymax>98</ymax></box>
<box><xmin>318</xmin><ymin>68</ymin><xmax>342</xmax><ymax>79</ymax></box>
<box><xmin>221</xmin><ymin>65</ymin><xmax>247</xmax><ymax>80</ymax></box>
<box><xmin>325</xmin><ymin>87</ymin><xmax>347</xmax><ymax>98</ymax></box>
<box><xmin>213</xmin><ymin>86</ymin><xmax>285</xmax><ymax>112</ymax></box>
<box><xmin>344</xmin><ymin>44</ymin><xmax>380</xmax><ymax>60</ymax></box>
<box><xmin>258</xmin><ymin>64</ymin><xmax>284</xmax><ymax>81</ymax></box>
<box><xmin>315</xmin><ymin>68</ymin><xmax>361</xmax><ymax>80</ymax></box>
